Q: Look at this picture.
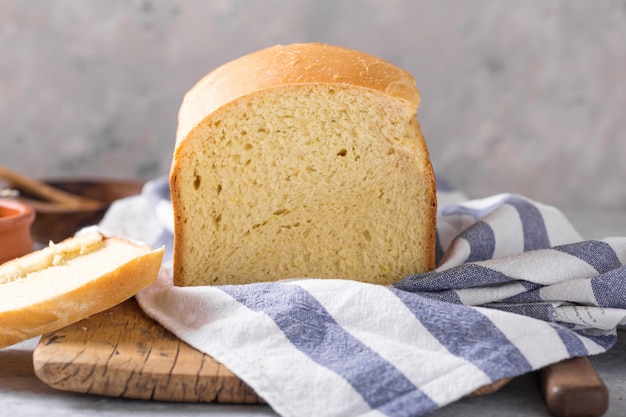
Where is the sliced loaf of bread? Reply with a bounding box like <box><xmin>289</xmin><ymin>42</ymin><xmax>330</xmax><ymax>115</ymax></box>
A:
<box><xmin>170</xmin><ymin>43</ymin><xmax>436</xmax><ymax>286</ymax></box>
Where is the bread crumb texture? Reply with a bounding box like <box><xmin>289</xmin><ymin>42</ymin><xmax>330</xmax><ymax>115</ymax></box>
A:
<box><xmin>171</xmin><ymin>44</ymin><xmax>436</xmax><ymax>286</ymax></box>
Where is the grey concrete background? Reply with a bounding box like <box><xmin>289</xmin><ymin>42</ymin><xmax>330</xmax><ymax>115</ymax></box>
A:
<box><xmin>1</xmin><ymin>0</ymin><xmax>625</xmax><ymax>210</ymax></box>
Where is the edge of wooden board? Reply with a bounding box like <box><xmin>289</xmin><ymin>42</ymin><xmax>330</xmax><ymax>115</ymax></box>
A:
<box><xmin>32</xmin><ymin>298</ymin><xmax>264</xmax><ymax>404</ymax></box>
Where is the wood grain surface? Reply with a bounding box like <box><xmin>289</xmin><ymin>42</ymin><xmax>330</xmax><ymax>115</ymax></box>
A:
<box><xmin>33</xmin><ymin>298</ymin><xmax>263</xmax><ymax>403</ymax></box>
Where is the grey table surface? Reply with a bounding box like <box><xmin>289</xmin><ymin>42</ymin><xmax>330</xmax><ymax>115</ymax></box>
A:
<box><xmin>1</xmin><ymin>208</ymin><xmax>625</xmax><ymax>417</ymax></box>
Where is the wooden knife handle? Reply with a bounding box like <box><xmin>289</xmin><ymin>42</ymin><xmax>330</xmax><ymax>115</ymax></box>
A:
<box><xmin>0</xmin><ymin>165</ymin><xmax>101</xmax><ymax>209</ymax></box>
<box><xmin>540</xmin><ymin>356</ymin><xmax>609</xmax><ymax>417</ymax></box>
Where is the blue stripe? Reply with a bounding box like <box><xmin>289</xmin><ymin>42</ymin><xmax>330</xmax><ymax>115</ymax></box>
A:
<box><xmin>519</xmin><ymin>280</ymin><xmax>543</xmax><ymax>291</ymax></box>
<box><xmin>548</xmin><ymin>322</ymin><xmax>590</xmax><ymax>357</ymax></box>
<box><xmin>460</xmin><ymin>221</ymin><xmax>496</xmax><ymax>262</ymax></box>
<box><xmin>556</xmin><ymin>319</ymin><xmax>616</xmax><ymax>352</ymax></box>
<box><xmin>436</xmin><ymin>195</ymin><xmax>549</xmax><ymax>261</ymax></box>
<box><xmin>555</xmin><ymin>240</ymin><xmax>622</xmax><ymax>274</ymax></box>
<box><xmin>583</xmin><ymin>332</ymin><xmax>617</xmax><ymax>351</ymax></box>
<box><xmin>592</xmin><ymin>266</ymin><xmax>626</xmax><ymax>308</ymax></box>
<box><xmin>220</xmin><ymin>283</ymin><xmax>438</xmax><ymax>417</ymax></box>
<box><xmin>409</xmin><ymin>289</ymin><xmax>463</xmax><ymax>304</ymax></box>
<box><xmin>395</xmin><ymin>264</ymin><xmax>517</xmax><ymax>293</ymax></box>
<box><xmin>506</xmin><ymin>196</ymin><xmax>550</xmax><ymax>251</ymax></box>
<box><xmin>389</xmin><ymin>288</ymin><xmax>532</xmax><ymax>381</ymax></box>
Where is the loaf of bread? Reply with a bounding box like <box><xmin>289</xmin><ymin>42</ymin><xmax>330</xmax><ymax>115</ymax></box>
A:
<box><xmin>0</xmin><ymin>230</ymin><xmax>163</xmax><ymax>348</ymax></box>
<box><xmin>170</xmin><ymin>43</ymin><xmax>436</xmax><ymax>287</ymax></box>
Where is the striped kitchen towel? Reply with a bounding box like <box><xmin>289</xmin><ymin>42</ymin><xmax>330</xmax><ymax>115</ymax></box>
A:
<box><xmin>99</xmin><ymin>176</ymin><xmax>626</xmax><ymax>417</ymax></box>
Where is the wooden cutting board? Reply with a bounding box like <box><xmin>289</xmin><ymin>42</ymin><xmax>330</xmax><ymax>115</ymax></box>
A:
<box><xmin>33</xmin><ymin>298</ymin><xmax>264</xmax><ymax>403</ymax></box>
<box><xmin>32</xmin><ymin>297</ymin><xmax>609</xmax><ymax>416</ymax></box>
<box><xmin>32</xmin><ymin>297</ymin><xmax>509</xmax><ymax>403</ymax></box>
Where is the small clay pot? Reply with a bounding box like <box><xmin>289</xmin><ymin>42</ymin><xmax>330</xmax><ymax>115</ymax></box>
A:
<box><xmin>0</xmin><ymin>199</ymin><xmax>35</xmax><ymax>264</ymax></box>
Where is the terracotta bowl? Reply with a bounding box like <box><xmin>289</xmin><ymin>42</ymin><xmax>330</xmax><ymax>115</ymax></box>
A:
<box><xmin>10</xmin><ymin>179</ymin><xmax>144</xmax><ymax>244</ymax></box>
<box><xmin>0</xmin><ymin>198</ymin><xmax>35</xmax><ymax>264</ymax></box>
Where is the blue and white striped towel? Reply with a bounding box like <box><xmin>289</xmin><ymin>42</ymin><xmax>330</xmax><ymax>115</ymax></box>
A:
<box><xmin>99</xmin><ymin>176</ymin><xmax>626</xmax><ymax>417</ymax></box>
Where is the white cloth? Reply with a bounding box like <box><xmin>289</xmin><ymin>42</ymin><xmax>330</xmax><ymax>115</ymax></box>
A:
<box><xmin>98</xmin><ymin>177</ymin><xmax>626</xmax><ymax>417</ymax></box>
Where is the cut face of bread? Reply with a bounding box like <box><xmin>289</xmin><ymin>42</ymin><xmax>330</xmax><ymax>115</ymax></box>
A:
<box><xmin>171</xmin><ymin>43</ymin><xmax>436</xmax><ymax>287</ymax></box>
<box><xmin>0</xmin><ymin>231</ymin><xmax>164</xmax><ymax>348</ymax></box>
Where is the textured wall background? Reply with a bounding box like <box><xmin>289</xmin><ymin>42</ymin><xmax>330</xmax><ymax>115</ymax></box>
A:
<box><xmin>1</xmin><ymin>0</ymin><xmax>625</xmax><ymax>210</ymax></box>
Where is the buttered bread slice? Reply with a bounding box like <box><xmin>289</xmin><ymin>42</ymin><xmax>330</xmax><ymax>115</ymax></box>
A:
<box><xmin>170</xmin><ymin>43</ymin><xmax>436</xmax><ymax>286</ymax></box>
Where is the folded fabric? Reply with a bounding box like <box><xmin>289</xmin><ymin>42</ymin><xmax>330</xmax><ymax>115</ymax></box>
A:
<box><xmin>99</xmin><ymin>176</ymin><xmax>626</xmax><ymax>417</ymax></box>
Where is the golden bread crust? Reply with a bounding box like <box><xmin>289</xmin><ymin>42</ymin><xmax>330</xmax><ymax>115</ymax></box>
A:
<box><xmin>174</xmin><ymin>43</ymin><xmax>420</xmax><ymax>149</ymax></box>
<box><xmin>0</xmin><ymin>232</ymin><xmax>164</xmax><ymax>348</ymax></box>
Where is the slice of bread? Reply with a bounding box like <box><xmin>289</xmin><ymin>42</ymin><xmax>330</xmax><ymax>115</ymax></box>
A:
<box><xmin>170</xmin><ymin>43</ymin><xmax>436</xmax><ymax>286</ymax></box>
<box><xmin>0</xmin><ymin>230</ymin><xmax>163</xmax><ymax>348</ymax></box>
